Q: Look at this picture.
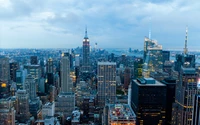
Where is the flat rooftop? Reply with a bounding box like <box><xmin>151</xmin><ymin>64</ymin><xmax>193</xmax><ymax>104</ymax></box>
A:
<box><xmin>108</xmin><ymin>104</ymin><xmax>136</xmax><ymax>121</ymax></box>
<box><xmin>98</xmin><ymin>62</ymin><xmax>116</xmax><ymax>65</ymax></box>
<box><xmin>134</xmin><ymin>78</ymin><xmax>166</xmax><ymax>86</ymax></box>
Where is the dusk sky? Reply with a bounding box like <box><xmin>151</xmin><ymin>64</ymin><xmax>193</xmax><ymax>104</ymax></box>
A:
<box><xmin>0</xmin><ymin>0</ymin><xmax>200</xmax><ymax>50</ymax></box>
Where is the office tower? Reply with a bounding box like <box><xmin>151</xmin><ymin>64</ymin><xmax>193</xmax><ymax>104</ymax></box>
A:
<box><xmin>10</xmin><ymin>82</ymin><xmax>17</xmax><ymax>96</ymax></box>
<box><xmin>143</xmin><ymin>38</ymin><xmax>163</xmax><ymax>77</ymax></box>
<box><xmin>0</xmin><ymin>56</ymin><xmax>10</xmax><ymax>83</ymax></box>
<box><xmin>172</xmin><ymin>67</ymin><xmax>198</xmax><ymax>125</ymax></box>
<box><xmin>30</xmin><ymin>56</ymin><xmax>38</xmax><ymax>65</ymax></box>
<box><xmin>24</xmin><ymin>64</ymin><xmax>41</xmax><ymax>92</ymax></box>
<box><xmin>16</xmin><ymin>69</ymin><xmax>27</xmax><ymax>90</ymax></box>
<box><xmin>16</xmin><ymin>90</ymin><xmax>30</xmax><ymax>123</ymax></box>
<box><xmin>174</xmin><ymin>27</ymin><xmax>195</xmax><ymax>72</ymax></box>
<box><xmin>143</xmin><ymin>37</ymin><xmax>157</xmax><ymax>62</ymax></box>
<box><xmin>75</xmin><ymin>54</ymin><xmax>80</xmax><ymax>67</ymax></box>
<box><xmin>192</xmin><ymin>94</ymin><xmax>200</xmax><ymax>125</ymax></box>
<box><xmin>162</xmin><ymin>78</ymin><xmax>176</xmax><ymax>125</ymax></box>
<box><xmin>47</xmin><ymin>58</ymin><xmax>53</xmax><ymax>73</ymax></box>
<box><xmin>131</xmin><ymin>78</ymin><xmax>166</xmax><ymax>125</ymax></box>
<box><xmin>162</xmin><ymin>51</ymin><xmax>170</xmax><ymax>64</ymax></box>
<box><xmin>163</xmin><ymin>61</ymin><xmax>173</xmax><ymax>76</ymax></box>
<box><xmin>9</xmin><ymin>62</ymin><xmax>19</xmax><ymax>82</ymax></box>
<box><xmin>124</xmin><ymin>68</ymin><xmax>131</xmax><ymax>90</ymax></box>
<box><xmin>25</xmin><ymin>74</ymin><xmax>36</xmax><ymax>101</ymax></box>
<box><xmin>55</xmin><ymin>93</ymin><xmax>75</xmax><ymax>118</ymax></box>
<box><xmin>60</xmin><ymin>52</ymin><xmax>73</xmax><ymax>93</ymax></box>
<box><xmin>97</xmin><ymin>62</ymin><xmax>116</xmax><ymax>107</ymax></box>
<box><xmin>103</xmin><ymin>104</ymin><xmax>136</xmax><ymax>125</ymax></box>
<box><xmin>42</xmin><ymin>102</ymin><xmax>55</xmax><ymax>119</ymax></box>
<box><xmin>0</xmin><ymin>98</ymin><xmax>15</xmax><ymax>125</ymax></box>
<box><xmin>134</xmin><ymin>58</ymin><xmax>143</xmax><ymax>79</ymax></box>
<box><xmin>82</xmin><ymin>28</ymin><xmax>90</xmax><ymax>72</ymax></box>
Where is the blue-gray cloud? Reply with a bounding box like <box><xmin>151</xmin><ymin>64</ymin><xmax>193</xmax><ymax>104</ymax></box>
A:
<box><xmin>0</xmin><ymin>0</ymin><xmax>200</xmax><ymax>50</ymax></box>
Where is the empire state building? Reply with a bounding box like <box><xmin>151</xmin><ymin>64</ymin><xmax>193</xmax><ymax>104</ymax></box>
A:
<box><xmin>82</xmin><ymin>28</ymin><xmax>90</xmax><ymax>72</ymax></box>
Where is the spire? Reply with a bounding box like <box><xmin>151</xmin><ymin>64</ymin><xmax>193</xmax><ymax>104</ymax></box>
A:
<box><xmin>184</xmin><ymin>26</ymin><xmax>188</xmax><ymax>55</ymax></box>
<box><xmin>149</xmin><ymin>17</ymin><xmax>151</xmax><ymax>39</ymax></box>
<box><xmin>84</xmin><ymin>26</ymin><xmax>88</xmax><ymax>39</ymax></box>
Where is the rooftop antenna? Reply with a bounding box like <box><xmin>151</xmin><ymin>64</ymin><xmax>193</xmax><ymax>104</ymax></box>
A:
<box><xmin>184</xmin><ymin>26</ymin><xmax>188</xmax><ymax>55</ymax></box>
<box><xmin>84</xmin><ymin>25</ymin><xmax>88</xmax><ymax>39</ymax></box>
<box><xmin>149</xmin><ymin>17</ymin><xmax>151</xmax><ymax>39</ymax></box>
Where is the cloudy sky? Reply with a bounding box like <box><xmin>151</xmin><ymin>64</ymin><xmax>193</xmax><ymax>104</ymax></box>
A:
<box><xmin>0</xmin><ymin>0</ymin><xmax>200</xmax><ymax>50</ymax></box>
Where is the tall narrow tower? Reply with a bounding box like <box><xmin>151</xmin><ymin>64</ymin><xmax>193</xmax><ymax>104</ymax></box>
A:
<box><xmin>60</xmin><ymin>53</ymin><xmax>72</xmax><ymax>93</ymax></box>
<box><xmin>184</xmin><ymin>26</ymin><xmax>188</xmax><ymax>55</ymax></box>
<box><xmin>82</xmin><ymin>27</ymin><xmax>90</xmax><ymax>72</ymax></box>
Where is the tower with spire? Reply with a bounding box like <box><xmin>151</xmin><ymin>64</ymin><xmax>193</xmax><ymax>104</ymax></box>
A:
<box><xmin>82</xmin><ymin>26</ymin><xmax>90</xmax><ymax>72</ymax></box>
<box><xmin>184</xmin><ymin>26</ymin><xmax>188</xmax><ymax>55</ymax></box>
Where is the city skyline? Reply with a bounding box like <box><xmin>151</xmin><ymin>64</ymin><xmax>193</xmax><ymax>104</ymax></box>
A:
<box><xmin>0</xmin><ymin>0</ymin><xmax>200</xmax><ymax>49</ymax></box>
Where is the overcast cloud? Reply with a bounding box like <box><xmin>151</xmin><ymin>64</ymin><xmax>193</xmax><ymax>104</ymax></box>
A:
<box><xmin>0</xmin><ymin>0</ymin><xmax>200</xmax><ymax>50</ymax></box>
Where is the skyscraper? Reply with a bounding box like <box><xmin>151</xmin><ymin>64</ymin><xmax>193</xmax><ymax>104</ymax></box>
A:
<box><xmin>172</xmin><ymin>27</ymin><xmax>198</xmax><ymax>125</ymax></box>
<box><xmin>97</xmin><ymin>62</ymin><xmax>116</xmax><ymax>107</ymax></box>
<box><xmin>16</xmin><ymin>90</ymin><xmax>30</xmax><ymax>123</ymax></box>
<box><xmin>131</xmin><ymin>78</ymin><xmax>166</xmax><ymax>125</ymax></box>
<box><xmin>192</xmin><ymin>94</ymin><xmax>200</xmax><ymax>125</ymax></box>
<box><xmin>82</xmin><ymin>27</ymin><xmax>90</xmax><ymax>72</ymax></box>
<box><xmin>30</xmin><ymin>56</ymin><xmax>38</xmax><ymax>65</ymax></box>
<box><xmin>25</xmin><ymin>74</ymin><xmax>36</xmax><ymax>101</ymax></box>
<box><xmin>60</xmin><ymin>52</ymin><xmax>73</xmax><ymax>93</ymax></box>
<box><xmin>0</xmin><ymin>56</ymin><xmax>10</xmax><ymax>83</ymax></box>
<box><xmin>172</xmin><ymin>67</ymin><xmax>198</xmax><ymax>125</ymax></box>
<box><xmin>143</xmin><ymin>38</ymin><xmax>163</xmax><ymax>77</ymax></box>
<box><xmin>0</xmin><ymin>98</ymin><xmax>15</xmax><ymax>125</ymax></box>
<box><xmin>9</xmin><ymin>62</ymin><xmax>19</xmax><ymax>82</ymax></box>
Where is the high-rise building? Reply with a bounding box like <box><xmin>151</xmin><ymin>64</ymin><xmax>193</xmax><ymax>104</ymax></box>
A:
<box><xmin>25</xmin><ymin>74</ymin><xmax>36</xmax><ymax>101</ymax></box>
<box><xmin>162</xmin><ymin>51</ymin><xmax>170</xmax><ymax>63</ymax></box>
<box><xmin>0</xmin><ymin>56</ymin><xmax>10</xmax><ymax>83</ymax></box>
<box><xmin>47</xmin><ymin>58</ymin><xmax>53</xmax><ymax>74</ymax></box>
<box><xmin>30</xmin><ymin>56</ymin><xmax>38</xmax><ymax>65</ymax></box>
<box><xmin>16</xmin><ymin>69</ymin><xmax>27</xmax><ymax>90</ymax></box>
<box><xmin>82</xmin><ymin>28</ymin><xmax>90</xmax><ymax>72</ymax></box>
<box><xmin>24</xmin><ymin>64</ymin><xmax>41</xmax><ymax>92</ymax></box>
<box><xmin>192</xmin><ymin>94</ymin><xmax>200</xmax><ymax>125</ymax></box>
<box><xmin>124</xmin><ymin>67</ymin><xmax>131</xmax><ymax>90</ymax></box>
<box><xmin>134</xmin><ymin>58</ymin><xmax>143</xmax><ymax>79</ymax></box>
<box><xmin>75</xmin><ymin>54</ymin><xmax>80</xmax><ymax>67</ymax></box>
<box><xmin>9</xmin><ymin>62</ymin><xmax>19</xmax><ymax>82</ymax></box>
<box><xmin>0</xmin><ymin>56</ymin><xmax>10</xmax><ymax>99</ymax></box>
<box><xmin>161</xmin><ymin>78</ymin><xmax>176</xmax><ymax>125</ymax></box>
<box><xmin>55</xmin><ymin>92</ymin><xmax>75</xmax><ymax>118</ymax></box>
<box><xmin>0</xmin><ymin>98</ymin><xmax>15</xmax><ymax>125</ymax></box>
<box><xmin>97</xmin><ymin>62</ymin><xmax>116</xmax><ymax>107</ymax></box>
<box><xmin>172</xmin><ymin>67</ymin><xmax>198</xmax><ymax>125</ymax></box>
<box><xmin>60</xmin><ymin>53</ymin><xmax>73</xmax><ymax>93</ymax></box>
<box><xmin>16</xmin><ymin>90</ymin><xmax>30</xmax><ymax>123</ymax></box>
<box><xmin>172</xmin><ymin>27</ymin><xmax>198</xmax><ymax>125</ymax></box>
<box><xmin>103</xmin><ymin>104</ymin><xmax>136</xmax><ymax>125</ymax></box>
<box><xmin>143</xmin><ymin>38</ymin><xmax>163</xmax><ymax>77</ymax></box>
<box><xmin>174</xmin><ymin>27</ymin><xmax>195</xmax><ymax>72</ymax></box>
<box><xmin>131</xmin><ymin>78</ymin><xmax>166</xmax><ymax>125</ymax></box>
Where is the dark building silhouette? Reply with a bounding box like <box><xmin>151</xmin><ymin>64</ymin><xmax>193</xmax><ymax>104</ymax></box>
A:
<box><xmin>30</xmin><ymin>56</ymin><xmax>38</xmax><ymax>65</ymax></box>
<box><xmin>162</xmin><ymin>78</ymin><xmax>176</xmax><ymax>125</ymax></box>
<box><xmin>133</xmin><ymin>58</ymin><xmax>143</xmax><ymax>79</ymax></box>
<box><xmin>124</xmin><ymin>68</ymin><xmax>131</xmax><ymax>90</ymax></box>
<box><xmin>10</xmin><ymin>62</ymin><xmax>19</xmax><ymax>82</ymax></box>
<box><xmin>162</xmin><ymin>51</ymin><xmax>170</xmax><ymax>64</ymax></box>
<box><xmin>192</xmin><ymin>94</ymin><xmax>200</xmax><ymax>125</ymax></box>
<box><xmin>131</xmin><ymin>78</ymin><xmax>166</xmax><ymax>125</ymax></box>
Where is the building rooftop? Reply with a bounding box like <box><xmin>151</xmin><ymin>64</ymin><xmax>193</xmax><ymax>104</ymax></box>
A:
<box><xmin>98</xmin><ymin>62</ymin><xmax>116</xmax><ymax>65</ymax></box>
<box><xmin>108</xmin><ymin>104</ymin><xmax>136</xmax><ymax>121</ymax></box>
<box><xmin>134</xmin><ymin>78</ymin><xmax>166</xmax><ymax>86</ymax></box>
